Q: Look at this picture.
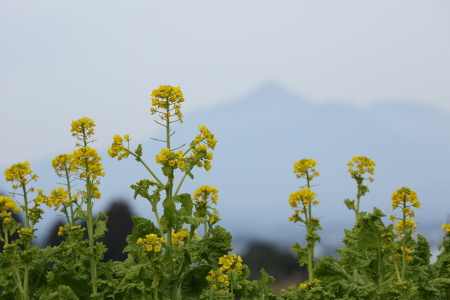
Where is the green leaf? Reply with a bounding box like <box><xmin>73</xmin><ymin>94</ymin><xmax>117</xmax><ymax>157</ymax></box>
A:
<box><xmin>291</xmin><ymin>242</ymin><xmax>309</xmax><ymax>267</ymax></box>
<box><xmin>173</xmin><ymin>193</ymin><xmax>193</xmax><ymax>230</ymax></box>
<box><xmin>179</xmin><ymin>264</ymin><xmax>212</xmax><ymax>299</ymax></box>
<box><xmin>93</xmin><ymin>212</ymin><xmax>108</xmax><ymax>240</ymax></box>
<box><xmin>124</xmin><ymin>216</ymin><xmax>160</xmax><ymax>255</ymax></box>
<box><xmin>134</xmin><ymin>144</ymin><xmax>143</xmax><ymax>159</ymax></box>
<box><xmin>344</xmin><ymin>198</ymin><xmax>355</xmax><ymax>210</ymax></box>
<box><xmin>193</xmin><ymin>226</ymin><xmax>232</xmax><ymax>264</ymax></box>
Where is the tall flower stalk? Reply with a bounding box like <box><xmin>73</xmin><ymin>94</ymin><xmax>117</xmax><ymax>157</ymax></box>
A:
<box><xmin>4</xmin><ymin>162</ymin><xmax>44</xmax><ymax>300</ymax></box>
<box><xmin>289</xmin><ymin>158</ymin><xmax>321</xmax><ymax>281</ymax></box>
<box><xmin>390</xmin><ymin>187</ymin><xmax>420</xmax><ymax>283</ymax></box>
<box><xmin>345</xmin><ymin>156</ymin><xmax>375</xmax><ymax>224</ymax></box>
<box><xmin>70</xmin><ymin>117</ymin><xmax>105</xmax><ymax>296</ymax></box>
<box><xmin>345</xmin><ymin>155</ymin><xmax>375</xmax><ymax>281</ymax></box>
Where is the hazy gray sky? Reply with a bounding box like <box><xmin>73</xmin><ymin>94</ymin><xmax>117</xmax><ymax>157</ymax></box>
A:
<box><xmin>1</xmin><ymin>0</ymin><xmax>450</xmax><ymax>166</ymax></box>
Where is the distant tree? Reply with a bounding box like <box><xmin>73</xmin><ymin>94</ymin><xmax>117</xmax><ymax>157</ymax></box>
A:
<box><xmin>43</xmin><ymin>199</ymin><xmax>134</xmax><ymax>262</ymax></box>
<box><xmin>241</xmin><ymin>240</ymin><xmax>307</xmax><ymax>292</ymax></box>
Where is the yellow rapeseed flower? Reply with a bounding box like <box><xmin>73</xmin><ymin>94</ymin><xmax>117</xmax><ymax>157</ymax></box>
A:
<box><xmin>150</xmin><ymin>85</ymin><xmax>185</xmax><ymax>122</ymax></box>
<box><xmin>347</xmin><ymin>156</ymin><xmax>375</xmax><ymax>181</ymax></box>
<box><xmin>137</xmin><ymin>233</ymin><xmax>165</xmax><ymax>254</ymax></box>
<box><xmin>441</xmin><ymin>223</ymin><xmax>450</xmax><ymax>232</ymax></box>
<box><xmin>71</xmin><ymin>117</ymin><xmax>96</xmax><ymax>145</ymax></box>
<box><xmin>72</xmin><ymin>146</ymin><xmax>105</xmax><ymax>185</ymax></box>
<box><xmin>52</xmin><ymin>154</ymin><xmax>76</xmax><ymax>176</ymax></box>
<box><xmin>4</xmin><ymin>161</ymin><xmax>38</xmax><ymax>188</ymax></box>
<box><xmin>108</xmin><ymin>134</ymin><xmax>130</xmax><ymax>160</ymax></box>
<box><xmin>0</xmin><ymin>196</ymin><xmax>20</xmax><ymax>214</ymax></box>
<box><xmin>293</xmin><ymin>159</ymin><xmax>319</xmax><ymax>181</ymax></box>
<box><xmin>47</xmin><ymin>187</ymin><xmax>70</xmax><ymax>208</ymax></box>
<box><xmin>391</xmin><ymin>187</ymin><xmax>419</xmax><ymax>210</ymax></box>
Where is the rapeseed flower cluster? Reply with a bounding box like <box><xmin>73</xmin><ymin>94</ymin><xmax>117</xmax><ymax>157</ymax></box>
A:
<box><xmin>52</xmin><ymin>154</ymin><xmax>76</xmax><ymax>177</ymax></box>
<box><xmin>289</xmin><ymin>187</ymin><xmax>318</xmax><ymax>211</ymax></box>
<box><xmin>172</xmin><ymin>228</ymin><xmax>189</xmax><ymax>247</ymax></box>
<box><xmin>68</xmin><ymin>117</ymin><xmax>105</xmax><ymax>200</ymax></box>
<box><xmin>390</xmin><ymin>187</ymin><xmax>419</xmax><ymax>228</ymax></box>
<box><xmin>4</xmin><ymin>161</ymin><xmax>38</xmax><ymax>190</ymax></box>
<box><xmin>347</xmin><ymin>156</ymin><xmax>375</xmax><ymax>182</ymax></box>
<box><xmin>71</xmin><ymin>117</ymin><xmax>96</xmax><ymax>146</ymax></box>
<box><xmin>189</xmin><ymin>125</ymin><xmax>217</xmax><ymax>171</ymax></box>
<box><xmin>155</xmin><ymin>148</ymin><xmax>185</xmax><ymax>169</ymax></box>
<box><xmin>391</xmin><ymin>187</ymin><xmax>420</xmax><ymax>211</ymax></box>
<box><xmin>394</xmin><ymin>246</ymin><xmax>414</xmax><ymax>262</ymax></box>
<box><xmin>136</xmin><ymin>233</ymin><xmax>166</xmax><ymax>253</ymax></box>
<box><xmin>33</xmin><ymin>189</ymin><xmax>47</xmax><ymax>205</ymax></box>
<box><xmin>194</xmin><ymin>125</ymin><xmax>218</xmax><ymax>150</ymax></box>
<box><xmin>394</xmin><ymin>219</ymin><xmax>417</xmax><ymax>231</ymax></box>
<box><xmin>293</xmin><ymin>159</ymin><xmax>319</xmax><ymax>181</ymax></box>
<box><xmin>17</xmin><ymin>227</ymin><xmax>33</xmax><ymax>237</ymax></box>
<box><xmin>57</xmin><ymin>223</ymin><xmax>83</xmax><ymax>237</ymax></box>
<box><xmin>299</xmin><ymin>279</ymin><xmax>322</xmax><ymax>289</ymax></box>
<box><xmin>390</xmin><ymin>187</ymin><xmax>420</xmax><ymax>237</ymax></box>
<box><xmin>441</xmin><ymin>223</ymin><xmax>450</xmax><ymax>232</ymax></box>
<box><xmin>206</xmin><ymin>254</ymin><xmax>243</xmax><ymax>293</ymax></box>
<box><xmin>72</xmin><ymin>147</ymin><xmax>104</xmax><ymax>184</ymax></box>
<box><xmin>46</xmin><ymin>187</ymin><xmax>72</xmax><ymax>208</ymax></box>
<box><xmin>171</xmin><ymin>228</ymin><xmax>201</xmax><ymax>247</ymax></box>
<box><xmin>150</xmin><ymin>85</ymin><xmax>185</xmax><ymax>122</ymax></box>
<box><xmin>193</xmin><ymin>186</ymin><xmax>220</xmax><ymax>225</ymax></box>
<box><xmin>108</xmin><ymin>134</ymin><xmax>131</xmax><ymax>160</ymax></box>
<box><xmin>193</xmin><ymin>185</ymin><xmax>219</xmax><ymax>205</ymax></box>
<box><xmin>0</xmin><ymin>196</ymin><xmax>20</xmax><ymax>224</ymax></box>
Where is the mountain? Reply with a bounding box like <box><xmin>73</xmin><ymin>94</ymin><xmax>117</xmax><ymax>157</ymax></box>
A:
<box><xmin>3</xmin><ymin>81</ymin><xmax>450</xmax><ymax>254</ymax></box>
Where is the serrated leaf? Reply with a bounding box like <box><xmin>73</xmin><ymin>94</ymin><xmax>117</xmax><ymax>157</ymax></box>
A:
<box><xmin>180</xmin><ymin>264</ymin><xmax>212</xmax><ymax>299</ymax></box>
<box><xmin>134</xmin><ymin>144</ymin><xmax>143</xmax><ymax>158</ymax></box>
<box><xmin>93</xmin><ymin>212</ymin><xmax>108</xmax><ymax>240</ymax></box>
<box><xmin>124</xmin><ymin>216</ymin><xmax>160</xmax><ymax>255</ymax></box>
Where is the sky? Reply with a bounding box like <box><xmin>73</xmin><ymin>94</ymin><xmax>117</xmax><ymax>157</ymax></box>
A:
<box><xmin>1</xmin><ymin>1</ymin><xmax>450</xmax><ymax>167</ymax></box>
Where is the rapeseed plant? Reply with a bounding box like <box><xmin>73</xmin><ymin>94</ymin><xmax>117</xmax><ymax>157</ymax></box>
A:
<box><xmin>345</xmin><ymin>156</ymin><xmax>375</xmax><ymax>281</ymax></box>
<box><xmin>289</xmin><ymin>158</ymin><xmax>321</xmax><ymax>281</ymax></box>
<box><xmin>4</xmin><ymin>161</ymin><xmax>43</xmax><ymax>300</ymax></box>
<box><xmin>390</xmin><ymin>187</ymin><xmax>420</xmax><ymax>284</ymax></box>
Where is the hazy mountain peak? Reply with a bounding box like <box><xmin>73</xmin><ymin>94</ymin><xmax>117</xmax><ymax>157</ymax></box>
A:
<box><xmin>231</xmin><ymin>81</ymin><xmax>306</xmax><ymax>110</ymax></box>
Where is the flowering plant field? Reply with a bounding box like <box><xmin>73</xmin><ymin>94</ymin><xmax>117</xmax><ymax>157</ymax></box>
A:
<box><xmin>1</xmin><ymin>85</ymin><xmax>449</xmax><ymax>299</ymax></box>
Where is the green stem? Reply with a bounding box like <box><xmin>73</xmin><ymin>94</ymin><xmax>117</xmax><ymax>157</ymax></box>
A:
<box><xmin>23</xmin><ymin>263</ymin><xmax>29</xmax><ymax>300</ymax></box>
<box><xmin>305</xmin><ymin>172</ymin><xmax>314</xmax><ymax>281</ymax></box>
<box><xmin>164</xmin><ymin>107</ymin><xmax>178</xmax><ymax>299</ymax></box>
<box><xmin>64</xmin><ymin>167</ymin><xmax>76</xmax><ymax>227</ymax></box>
<box><xmin>20</xmin><ymin>182</ymin><xmax>30</xmax><ymax>230</ymax></box>
<box><xmin>401</xmin><ymin>210</ymin><xmax>407</xmax><ymax>282</ymax></box>
<box><xmin>203</xmin><ymin>220</ymin><xmax>208</xmax><ymax>238</ymax></box>
<box><xmin>151</xmin><ymin>203</ymin><xmax>165</xmax><ymax>238</ymax></box>
<box><xmin>12</xmin><ymin>258</ymin><xmax>25</xmax><ymax>299</ymax></box>
<box><xmin>377</xmin><ymin>240</ymin><xmax>384</xmax><ymax>287</ymax></box>
<box><xmin>5</xmin><ymin>229</ymin><xmax>25</xmax><ymax>299</ymax></box>
<box><xmin>353</xmin><ymin>269</ymin><xmax>359</xmax><ymax>282</ymax></box>
<box><xmin>3</xmin><ymin>227</ymin><xmax>8</xmax><ymax>245</ymax></box>
<box><xmin>20</xmin><ymin>180</ymin><xmax>30</xmax><ymax>300</ymax></box>
<box><xmin>307</xmin><ymin>226</ymin><xmax>314</xmax><ymax>281</ymax></box>
<box><xmin>131</xmin><ymin>152</ymin><xmax>164</xmax><ymax>186</ymax></box>
<box><xmin>173</xmin><ymin>171</ymin><xmax>189</xmax><ymax>198</ymax></box>
<box><xmin>81</xmin><ymin>126</ymin><xmax>98</xmax><ymax>296</ymax></box>
<box><xmin>353</xmin><ymin>180</ymin><xmax>363</xmax><ymax>282</ymax></box>
<box><xmin>152</xmin><ymin>272</ymin><xmax>159</xmax><ymax>300</ymax></box>
<box><xmin>393</xmin><ymin>261</ymin><xmax>401</xmax><ymax>282</ymax></box>
<box><xmin>86</xmin><ymin>180</ymin><xmax>97</xmax><ymax>295</ymax></box>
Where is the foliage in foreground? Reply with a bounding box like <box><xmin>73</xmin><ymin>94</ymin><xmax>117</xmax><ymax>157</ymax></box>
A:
<box><xmin>0</xmin><ymin>85</ymin><xmax>449</xmax><ymax>299</ymax></box>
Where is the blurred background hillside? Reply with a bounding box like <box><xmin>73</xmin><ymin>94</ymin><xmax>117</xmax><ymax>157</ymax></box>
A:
<box><xmin>1</xmin><ymin>0</ymin><xmax>450</xmax><ymax>293</ymax></box>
